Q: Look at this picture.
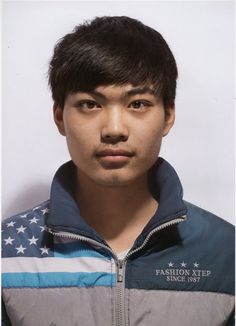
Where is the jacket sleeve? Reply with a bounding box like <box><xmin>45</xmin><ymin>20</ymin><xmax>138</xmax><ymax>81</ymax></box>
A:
<box><xmin>1</xmin><ymin>299</ymin><xmax>12</xmax><ymax>326</ymax></box>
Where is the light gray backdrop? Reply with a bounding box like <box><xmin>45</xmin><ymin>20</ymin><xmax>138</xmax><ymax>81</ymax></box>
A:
<box><xmin>2</xmin><ymin>1</ymin><xmax>235</xmax><ymax>224</ymax></box>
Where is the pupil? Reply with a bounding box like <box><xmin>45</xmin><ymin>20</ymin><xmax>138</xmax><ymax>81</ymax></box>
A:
<box><xmin>88</xmin><ymin>102</ymin><xmax>94</xmax><ymax>108</ymax></box>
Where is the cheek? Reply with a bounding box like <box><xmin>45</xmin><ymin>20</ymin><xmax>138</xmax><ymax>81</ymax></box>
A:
<box><xmin>143</xmin><ymin>131</ymin><xmax>163</xmax><ymax>162</ymax></box>
<box><xmin>135</xmin><ymin>119</ymin><xmax>165</xmax><ymax>155</ymax></box>
<box><xmin>64</xmin><ymin>121</ymin><xmax>93</xmax><ymax>160</ymax></box>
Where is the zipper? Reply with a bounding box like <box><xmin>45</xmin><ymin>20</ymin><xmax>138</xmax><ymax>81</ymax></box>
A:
<box><xmin>45</xmin><ymin>226</ymin><xmax>116</xmax><ymax>255</ymax></box>
<box><xmin>117</xmin><ymin>260</ymin><xmax>124</xmax><ymax>282</ymax></box>
<box><xmin>124</xmin><ymin>215</ymin><xmax>186</xmax><ymax>260</ymax></box>
<box><xmin>112</xmin><ymin>215</ymin><xmax>187</xmax><ymax>326</ymax></box>
<box><xmin>115</xmin><ymin>259</ymin><xmax>127</xmax><ymax>326</ymax></box>
<box><xmin>46</xmin><ymin>215</ymin><xmax>186</xmax><ymax>259</ymax></box>
<box><xmin>46</xmin><ymin>214</ymin><xmax>187</xmax><ymax>326</ymax></box>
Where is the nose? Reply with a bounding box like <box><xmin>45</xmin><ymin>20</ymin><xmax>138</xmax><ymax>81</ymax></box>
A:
<box><xmin>101</xmin><ymin>107</ymin><xmax>129</xmax><ymax>144</ymax></box>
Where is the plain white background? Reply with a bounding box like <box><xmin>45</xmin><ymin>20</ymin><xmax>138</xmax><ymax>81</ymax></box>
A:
<box><xmin>2</xmin><ymin>1</ymin><xmax>235</xmax><ymax>224</ymax></box>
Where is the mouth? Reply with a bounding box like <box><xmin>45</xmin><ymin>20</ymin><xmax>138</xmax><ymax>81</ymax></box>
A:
<box><xmin>96</xmin><ymin>149</ymin><xmax>134</xmax><ymax>157</ymax></box>
<box><xmin>95</xmin><ymin>149</ymin><xmax>134</xmax><ymax>167</ymax></box>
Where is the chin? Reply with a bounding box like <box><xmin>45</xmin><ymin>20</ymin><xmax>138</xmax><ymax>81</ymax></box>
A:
<box><xmin>93</xmin><ymin>172</ymin><xmax>137</xmax><ymax>187</ymax></box>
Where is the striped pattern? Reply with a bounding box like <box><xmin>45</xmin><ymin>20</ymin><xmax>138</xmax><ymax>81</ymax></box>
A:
<box><xmin>3</xmin><ymin>256</ymin><xmax>115</xmax><ymax>274</ymax></box>
<box><xmin>2</xmin><ymin>254</ymin><xmax>116</xmax><ymax>288</ymax></box>
<box><xmin>2</xmin><ymin>249</ymin><xmax>116</xmax><ymax>288</ymax></box>
<box><xmin>2</xmin><ymin>272</ymin><xmax>116</xmax><ymax>288</ymax></box>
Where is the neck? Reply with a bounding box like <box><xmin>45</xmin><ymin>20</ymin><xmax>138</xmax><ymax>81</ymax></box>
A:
<box><xmin>76</xmin><ymin>171</ymin><xmax>158</xmax><ymax>252</ymax></box>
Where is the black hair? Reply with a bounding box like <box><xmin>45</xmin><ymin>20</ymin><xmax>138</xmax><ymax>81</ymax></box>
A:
<box><xmin>48</xmin><ymin>16</ymin><xmax>178</xmax><ymax>109</ymax></box>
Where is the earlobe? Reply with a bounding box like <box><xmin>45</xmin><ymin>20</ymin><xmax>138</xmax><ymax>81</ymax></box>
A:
<box><xmin>162</xmin><ymin>105</ymin><xmax>175</xmax><ymax>137</ymax></box>
<box><xmin>53</xmin><ymin>104</ymin><xmax>66</xmax><ymax>136</ymax></box>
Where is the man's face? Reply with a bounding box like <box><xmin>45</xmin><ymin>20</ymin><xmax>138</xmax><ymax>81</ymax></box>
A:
<box><xmin>54</xmin><ymin>84</ymin><xmax>175</xmax><ymax>187</ymax></box>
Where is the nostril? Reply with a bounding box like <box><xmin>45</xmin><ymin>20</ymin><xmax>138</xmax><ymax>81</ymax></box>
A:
<box><xmin>101</xmin><ymin>133</ymin><xmax>128</xmax><ymax>144</ymax></box>
<box><xmin>120</xmin><ymin>135</ymin><xmax>128</xmax><ymax>141</ymax></box>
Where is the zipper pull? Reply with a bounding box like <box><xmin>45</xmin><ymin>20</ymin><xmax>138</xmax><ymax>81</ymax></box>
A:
<box><xmin>117</xmin><ymin>260</ymin><xmax>124</xmax><ymax>282</ymax></box>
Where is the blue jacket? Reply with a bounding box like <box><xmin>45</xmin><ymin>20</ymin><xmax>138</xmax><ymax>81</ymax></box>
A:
<box><xmin>2</xmin><ymin>158</ymin><xmax>235</xmax><ymax>326</ymax></box>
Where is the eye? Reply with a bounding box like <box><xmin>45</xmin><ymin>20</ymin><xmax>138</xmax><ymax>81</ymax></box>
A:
<box><xmin>77</xmin><ymin>100</ymin><xmax>101</xmax><ymax>110</ymax></box>
<box><xmin>129</xmin><ymin>100</ymin><xmax>151</xmax><ymax>109</ymax></box>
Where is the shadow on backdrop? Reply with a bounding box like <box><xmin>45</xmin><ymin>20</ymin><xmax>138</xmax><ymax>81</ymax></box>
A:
<box><xmin>3</xmin><ymin>183</ymin><xmax>50</xmax><ymax>219</ymax></box>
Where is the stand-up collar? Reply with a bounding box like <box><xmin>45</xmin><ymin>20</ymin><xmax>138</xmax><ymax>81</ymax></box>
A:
<box><xmin>46</xmin><ymin>158</ymin><xmax>187</xmax><ymax>243</ymax></box>
<box><xmin>143</xmin><ymin>158</ymin><xmax>187</xmax><ymax>235</ymax></box>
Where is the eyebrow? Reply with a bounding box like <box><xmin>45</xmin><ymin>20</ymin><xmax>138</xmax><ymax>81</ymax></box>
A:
<box><xmin>126</xmin><ymin>87</ymin><xmax>156</xmax><ymax>97</ymax></box>
<box><xmin>86</xmin><ymin>87</ymin><xmax>156</xmax><ymax>99</ymax></box>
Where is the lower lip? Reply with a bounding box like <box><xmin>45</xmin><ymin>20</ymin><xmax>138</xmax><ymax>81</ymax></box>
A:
<box><xmin>97</xmin><ymin>155</ymin><xmax>132</xmax><ymax>164</ymax></box>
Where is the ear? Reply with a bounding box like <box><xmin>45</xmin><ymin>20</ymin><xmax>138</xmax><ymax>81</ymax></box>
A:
<box><xmin>162</xmin><ymin>105</ymin><xmax>175</xmax><ymax>137</ymax></box>
<box><xmin>53</xmin><ymin>104</ymin><xmax>66</xmax><ymax>136</ymax></box>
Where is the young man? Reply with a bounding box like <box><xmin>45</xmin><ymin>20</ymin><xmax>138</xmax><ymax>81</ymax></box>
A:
<box><xmin>2</xmin><ymin>16</ymin><xmax>234</xmax><ymax>326</ymax></box>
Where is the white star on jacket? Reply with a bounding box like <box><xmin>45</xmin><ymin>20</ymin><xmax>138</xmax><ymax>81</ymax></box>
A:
<box><xmin>33</xmin><ymin>206</ymin><xmax>41</xmax><ymax>211</ymax></box>
<box><xmin>16</xmin><ymin>225</ymin><xmax>27</xmax><ymax>234</ymax></box>
<box><xmin>29</xmin><ymin>217</ymin><xmax>39</xmax><ymax>224</ymax></box>
<box><xmin>40</xmin><ymin>246</ymin><xmax>50</xmax><ymax>255</ymax></box>
<box><xmin>40</xmin><ymin>225</ymin><xmax>47</xmax><ymax>232</ymax></box>
<box><xmin>194</xmin><ymin>262</ymin><xmax>199</xmax><ymax>268</ymax></box>
<box><xmin>20</xmin><ymin>214</ymin><xmax>28</xmax><ymax>218</ymax></box>
<box><xmin>28</xmin><ymin>236</ymin><xmax>39</xmax><ymax>245</ymax></box>
<box><xmin>41</xmin><ymin>208</ymin><xmax>49</xmax><ymax>215</ymax></box>
<box><xmin>16</xmin><ymin>245</ymin><xmax>27</xmax><ymax>254</ymax></box>
<box><xmin>6</xmin><ymin>221</ymin><xmax>16</xmax><ymax>228</ymax></box>
<box><xmin>4</xmin><ymin>237</ymin><xmax>15</xmax><ymax>245</ymax></box>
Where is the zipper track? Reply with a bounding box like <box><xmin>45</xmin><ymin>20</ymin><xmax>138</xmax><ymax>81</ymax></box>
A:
<box><xmin>125</xmin><ymin>216</ymin><xmax>186</xmax><ymax>260</ymax></box>
<box><xmin>46</xmin><ymin>215</ymin><xmax>186</xmax><ymax>260</ymax></box>
<box><xmin>115</xmin><ymin>259</ymin><xmax>127</xmax><ymax>326</ymax></box>
<box><xmin>46</xmin><ymin>214</ymin><xmax>187</xmax><ymax>326</ymax></box>
<box><xmin>45</xmin><ymin>227</ymin><xmax>118</xmax><ymax>258</ymax></box>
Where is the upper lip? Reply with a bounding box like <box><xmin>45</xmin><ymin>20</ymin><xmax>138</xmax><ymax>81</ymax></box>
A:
<box><xmin>96</xmin><ymin>149</ymin><xmax>134</xmax><ymax>157</ymax></box>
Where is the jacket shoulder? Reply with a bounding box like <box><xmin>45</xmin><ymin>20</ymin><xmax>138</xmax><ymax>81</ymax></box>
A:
<box><xmin>183</xmin><ymin>200</ymin><xmax>234</xmax><ymax>246</ymax></box>
<box><xmin>184</xmin><ymin>200</ymin><xmax>234</xmax><ymax>232</ymax></box>
<box><xmin>180</xmin><ymin>201</ymin><xmax>235</xmax><ymax>295</ymax></box>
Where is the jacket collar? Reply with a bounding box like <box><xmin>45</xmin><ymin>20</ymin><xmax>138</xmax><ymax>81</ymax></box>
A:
<box><xmin>46</xmin><ymin>158</ymin><xmax>187</xmax><ymax>243</ymax></box>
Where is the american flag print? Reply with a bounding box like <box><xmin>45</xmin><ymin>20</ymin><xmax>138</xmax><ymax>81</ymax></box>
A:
<box><xmin>2</xmin><ymin>200</ymin><xmax>116</xmax><ymax>289</ymax></box>
<box><xmin>2</xmin><ymin>201</ymin><xmax>52</xmax><ymax>259</ymax></box>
